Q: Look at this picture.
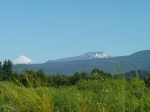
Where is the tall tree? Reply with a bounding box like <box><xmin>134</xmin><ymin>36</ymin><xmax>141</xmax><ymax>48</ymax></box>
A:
<box><xmin>36</xmin><ymin>69</ymin><xmax>46</xmax><ymax>81</ymax></box>
<box><xmin>0</xmin><ymin>62</ymin><xmax>4</xmax><ymax>80</ymax></box>
<box><xmin>0</xmin><ymin>62</ymin><xmax>3</xmax><ymax>74</ymax></box>
<box><xmin>2</xmin><ymin>60</ymin><xmax>13</xmax><ymax>79</ymax></box>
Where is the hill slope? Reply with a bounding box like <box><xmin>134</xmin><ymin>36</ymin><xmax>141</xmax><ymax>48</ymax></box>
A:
<box><xmin>13</xmin><ymin>50</ymin><xmax>150</xmax><ymax>75</ymax></box>
<box><xmin>47</xmin><ymin>52</ymin><xmax>111</xmax><ymax>62</ymax></box>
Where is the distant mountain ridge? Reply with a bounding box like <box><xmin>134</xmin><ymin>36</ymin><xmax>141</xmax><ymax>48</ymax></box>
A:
<box><xmin>13</xmin><ymin>50</ymin><xmax>150</xmax><ymax>75</ymax></box>
<box><xmin>130</xmin><ymin>50</ymin><xmax>150</xmax><ymax>57</ymax></box>
<box><xmin>47</xmin><ymin>52</ymin><xmax>111</xmax><ymax>63</ymax></box>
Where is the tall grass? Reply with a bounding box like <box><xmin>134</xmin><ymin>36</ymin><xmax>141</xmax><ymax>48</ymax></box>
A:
<box><xmin>0</xmin><ymin>75</ymin><xmax>150</xmax><ymax>111</ymax></box>
<box><xmin>0</xmin><ymin>82</ymin><xmax>53</xmax><ymax>112</ymax></box>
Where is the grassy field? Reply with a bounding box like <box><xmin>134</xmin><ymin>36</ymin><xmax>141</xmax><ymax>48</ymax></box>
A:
<box><xmin>0</xmin><ymin>77</ymin><xmax>150</xmax><ymax>112</ymax></box>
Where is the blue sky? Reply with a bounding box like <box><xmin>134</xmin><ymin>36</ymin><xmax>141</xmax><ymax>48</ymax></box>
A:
<box><xmin>0</xmin><ymin>1</ymin><xmax>150</xmax><ymax>63</ymax></box>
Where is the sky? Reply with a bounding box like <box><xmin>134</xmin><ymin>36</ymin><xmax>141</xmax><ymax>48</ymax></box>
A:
<box><xmin>0</xmin><ymin>0</ymin><xmax>150</xmax><ymax>63</ymax></box>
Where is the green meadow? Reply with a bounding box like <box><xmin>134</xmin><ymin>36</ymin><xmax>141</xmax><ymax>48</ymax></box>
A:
<box><xmin>1</xmin><ymin>77</ymin><xmax>150</xmax><ymax>112</ymax></box>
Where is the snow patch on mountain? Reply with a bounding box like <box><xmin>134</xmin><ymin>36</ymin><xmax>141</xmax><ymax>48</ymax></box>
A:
<box><xmin>82</xmin><ymin>52</ymin><xmax>111</xmax><ymax>59</ymax></box>
<box><xmin>13</xmin><ymin>56</ymin><xmax>32</xmax><ymax>65</ymax></box>
<box><xmin>47</xmin><ymin>52</ymin><xmax>111</xmax><ymax>63</ymax></box>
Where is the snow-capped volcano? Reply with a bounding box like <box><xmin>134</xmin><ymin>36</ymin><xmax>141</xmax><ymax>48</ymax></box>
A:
<box><xmin>13</xmin><ymin>56</ymin><xmax>32</xmax><ymax>65</ymax></box>
<box><xmin>47</xmin><ymin>52</ymin><xmax>111</xmax><ymax>63</ymax></box>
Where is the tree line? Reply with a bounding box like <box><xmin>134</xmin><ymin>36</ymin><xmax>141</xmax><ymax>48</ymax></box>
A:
<box><xmin>1</xmin><ymin>60</ymin><xmax>150</xmax><ymax>88</ymax></box>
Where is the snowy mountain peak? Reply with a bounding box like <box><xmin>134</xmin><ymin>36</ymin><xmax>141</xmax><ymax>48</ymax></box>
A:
<box><xmin>13</xmin><ymin>56</ymin><xmax>32</xmax><ymax>65</ymax></box>
<box><xmin>82</xmin><ymin>52</ymin><xmax>111</xmax><ymax>59</ymax></box>
<box><xmin>47</xmin><ymin>52</ymin><xmax>111</xmax><ymax>63</ymax></box>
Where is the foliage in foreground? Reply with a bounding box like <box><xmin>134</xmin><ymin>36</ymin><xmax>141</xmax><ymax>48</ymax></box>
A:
<box><xmin>1</xmin><ymin>76</ymin><xmax>150</xmax><ymax>112</ymax></box>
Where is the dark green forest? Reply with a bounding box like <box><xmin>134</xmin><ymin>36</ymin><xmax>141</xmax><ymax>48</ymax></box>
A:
<box><xmin>1</xmin><ymin>60</ymin><xmax>150</xmax><ymax>88</ymax></box>
<box><xmin>0</xmin><ymin>60</ymin><xmax>112</xmax><ymax>87</ymax></box>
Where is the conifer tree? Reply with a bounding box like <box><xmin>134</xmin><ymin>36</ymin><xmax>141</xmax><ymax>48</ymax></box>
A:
<box><xmin>2</xmin><ymin>60</ymin><xmax>13</xmax><ymax>79</ymax></box>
